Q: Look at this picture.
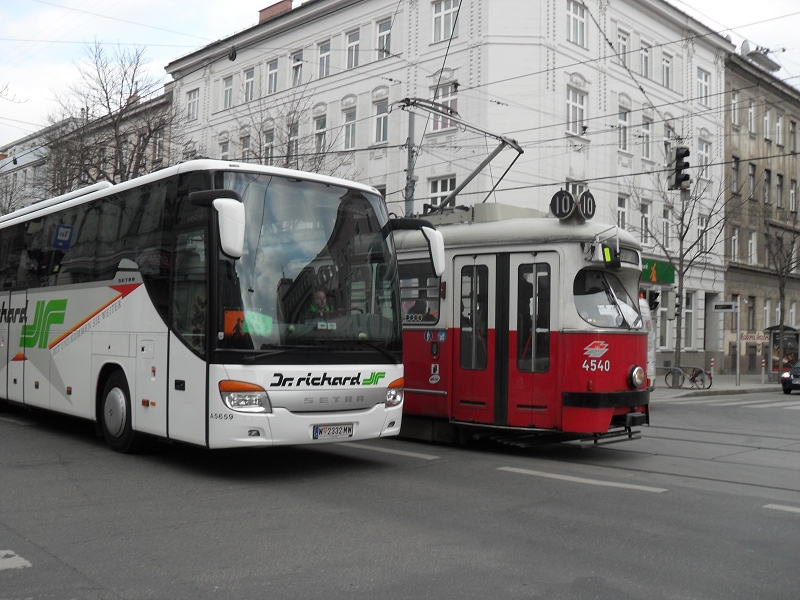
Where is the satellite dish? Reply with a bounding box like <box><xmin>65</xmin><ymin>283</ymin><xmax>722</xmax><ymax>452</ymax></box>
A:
<box><xmin>740</xmin><ymin>40</ymin><xmax>751</xmax><ymax>56</ymax></box>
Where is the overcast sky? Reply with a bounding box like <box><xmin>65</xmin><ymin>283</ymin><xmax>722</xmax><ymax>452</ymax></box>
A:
<box><xmin>1</xmin><ymin>0</ymin><xmax>799</xmax><ymax>148</ymax></box>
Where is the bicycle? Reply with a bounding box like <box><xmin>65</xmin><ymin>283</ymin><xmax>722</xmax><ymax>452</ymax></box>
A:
<box><xmin>664</xmin><ymin>366</ymin><xmax>713</xmax><ymax>389</ymax></box>
<box><xmin>686</xmin><ymin>366</ymin><xmax>712</xmax><ymax>389</ymax></box>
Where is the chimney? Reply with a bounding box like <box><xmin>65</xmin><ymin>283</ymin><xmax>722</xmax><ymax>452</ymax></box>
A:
<box><xmin>259</xmin><ymin>0</ymin><xmax>292</xmax><ymax>23</ymax></box>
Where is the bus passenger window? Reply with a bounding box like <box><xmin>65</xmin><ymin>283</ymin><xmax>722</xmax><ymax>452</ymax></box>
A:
<box><xmin>517</xmin><ymin>264</ymin><xmax>550</xmax><ymax>372</ymax></box>
<box><xmin>459</xmin><ymin>265</ymin><xmax>487</xmax><ymax>370</ymax></box>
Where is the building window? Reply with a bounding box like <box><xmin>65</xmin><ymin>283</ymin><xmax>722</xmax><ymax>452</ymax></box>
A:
<box><xmin>567</xmin><ymin>181</ymin><xmax>586</xmax><ymax>199</ymax></box>
<box><xmin>684</xmin><ymin>293</ymin><xmax>694</xmax><ymax>348</ymax></box>
<box><xmin>791</xmin><ymin>180</ymin><xmax>797</xmax><ymax>212</ymax></box>
<box><xmin>731</xmin><ymin>157</ymin><xmax>740</xmax><ymax>194</ymax></box>
<box><xmin>640</xmin><ymin>202</ymin><xmax>650</xmax><ymax>244</ymax></box>
<box><xmin>617</xmin><ymin>31</ymin><xmax>628</xmax><ymax>67</ymax></box>
<box><xmin>346</xmin><ymin>30</ymin><xmax>360</xmax><ymax>69</ymax></box>
<box><xmin>433</xmin><ymin>83</ymin><xmax>457</xmax><ymax>130</ymax></box>
<box><xmin>791</xmin><ymin>301</ymin><xmax>797</xmax><ymax>327</ymax></box>
<box><xmin>315</xmin><ymin>116</ymin><xmax>327</xmax><ymax>154</ymax></box>
<box><xmin>264</xmin><ymin>130</ymin><xmax>275</xmax><ymax>166</ymax></box>
<box><xmin>240</xmin><ymin>136</ymin><xmax>251</xmax><ymax>161</ymax></box>
<box><xmin>268</xmin><ymin>60</ymin><xmax>278</xmax><ymax>94</ymax></box>
<box><xmin>748</xmin><ymin>231</ymin><xmax>757</xmax><ymax>265</ymax></box>
<box><xmin>662</xmin><ymin>54</ymin><xmax>671</xmax><ymax>88</ymax></box>
<box><xmin>777</xmin><ymin>116</ymin><xmax>784</xmax><ymax>146</ymax></box>
<box><xmin>291</xmin><ymin>52</ymin><xmax>303</xmax><ymax>87</ymax></box>
<box><xmin>748</xmin><ymin>164</ymin><xmax>756</xmax><ymax>199</ymax></box>
<box><xmin>662</xmin><ymin>208</ymin><xmax>671</xmax><ymax>249</ymax></box>
<box><xmin>640</xmin><ymin>44</ymin><xmax>650</xmax><ymax>78</ymax></box>
<box><xmin>698</xmin><ymin>215</ymin><xmax>708</xmax><ymax>253</ymax></box>
<box><xmin>153</xmin><ymin>129</ymin><xmax>164</xmax><ymax>162</ymax></box>
<box><xmin>663</xmin><ymin>123</ymin><xmax>672</xmax><ymax>164</ymax></box>
<box><xmin>344</xmin><ymin>109</ymin><xmax>356</xmax><ymax>150</ymax></box>
<box><xmin>433</xmin><ymin>0</ymin><xmax>459</xmax><ymax>43</ymax></box>
<box><xmin>244</xmin><ymin>68</ymin><xmax>255</xmax><ymax>103</ymax></box>
<box><xmin>617</xmin><ymin>196</ymin><xmax>627</xmax><ymax>228</ymax></box>
<box><xmin>641</xmin><ymin>118</ymin><xmax>651</xmax><ymax>160</ymax></box>
<box><xmin>731</xmin><ymin>91</ymin><xmax>739</xmax><ymax>125</ymax></box>
<box><xmin>764</xmin><ymin>108</ymin><xmax>771</xmax><ymax>140</ymax></box>
<box><xmin>791</xmin><ymin>121</ymin><xmax>797</xmax><ymax>152</ymax></box>
<box><xmin>697</xmin><ymin>139</ymin><xmax>710</xmax><ymax>177</ymax></box>
<box><xmin>567</xmin><ymin>0</ymin><xmax>585</xmax><ymax>47</ymax></box>
<box><xmin>618</xmin><ymin>109</ymin><xmax>629</xmax><ymax>151</ymax></box>
<box><xmin>430</xmin><ymin>176</ymin><xmax>456</xmax><ymax>206</ymax></box>
<box><xmin>764</xmin><ymin>299</ymin><xmax>771</xmax><ymax>329</ymax></box>
<box><xmin>765</xmin><ymin>169</ymin><xmax>771</xmax><ymax>204</ymax></box>
<box><xmin>220</xmin><ymin>141</ymin><xmax>229</xmax><ymax>160</ymax></box>
<box><xmin>378</xmin><ymin>20</ymin><xmax>391</xmax><ymax>59</ymax></box>
<box><xmin>288</xmin><ymin>123</ymin><xmax>299</xmax><ymax>167</ymax></box>
<box><xmin>731</xmin><ymin>226</ymin><xmax>739</xmax><ymax>260</ymax></box>
<box><xmin>566</xmin><ymin>87</ymin><xmax>586</xmax><ymax>135</ymax></box>
<box><xmin>747</xmin><ymin>297</ymin><xmax>756</xmax><ymax>331</ymax></box>
<box><xmin>318</xmin><ymin>42</ymin><xmax>330</xmax><ymax>78</ymax></box>
<box><xmin>375</xmin><ymin>101</ymin><xmax>388</xmax><ymax>144</ymax></box>
<box><xmin>748</xmin><ymin>100</ymin><xmax>755</xmax><ymax>133</ymax></box>
<box><xmin>223</xmin><ymin>76</ymin><xmax>233</xmax><ymax>109</ymax></box>
<box><xmin>777</xmin><ymin>174</ymin><xmax>784</xmax><ymax>208</ymax></box>
<box><xmin>697</xmin><ymin>68</ymin><xmax>710</xmax><ymax>106</ymax></box>
<box><xmin>186</xmin><ymin>89</ymin><xmax>199</xmax><ymax>121</ymax></box>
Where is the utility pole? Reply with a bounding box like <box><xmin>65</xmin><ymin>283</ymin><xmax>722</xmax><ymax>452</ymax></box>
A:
<box><xmin>404</xmin><ymin>111</ymin><xmax>415</xmax><ymax>216</ymax></box>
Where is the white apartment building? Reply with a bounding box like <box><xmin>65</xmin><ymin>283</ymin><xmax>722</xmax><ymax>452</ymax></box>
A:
<box><xmin>165</xmin><ymin>0</ymin><xmax>733</xmax><ymax>366</ymax></box>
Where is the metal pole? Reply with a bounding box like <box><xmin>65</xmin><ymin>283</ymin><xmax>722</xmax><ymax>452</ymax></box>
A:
<box><xmin>736</xmin><ymin>295</ymin><xmax>741</xmax><ymax>386</ymax></box>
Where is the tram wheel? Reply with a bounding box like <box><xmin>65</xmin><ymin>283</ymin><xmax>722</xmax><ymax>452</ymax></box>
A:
<box><xmin>101</xmin><ymin>371</ymin><xmax>140</xmax><ymax>453</ymax></box>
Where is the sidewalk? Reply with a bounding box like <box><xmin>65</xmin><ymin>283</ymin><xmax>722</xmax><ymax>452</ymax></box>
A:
<box><xmin>650</xmin><ymin>372</ymin><xmax>783</xmax><ymax>401</ymax></box>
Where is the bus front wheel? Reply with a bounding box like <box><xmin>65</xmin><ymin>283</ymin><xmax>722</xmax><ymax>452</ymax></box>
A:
<box><xmin>101</xmin><ymin>371</ymin><xmax>139</xmax><ymax>453</ymax></box>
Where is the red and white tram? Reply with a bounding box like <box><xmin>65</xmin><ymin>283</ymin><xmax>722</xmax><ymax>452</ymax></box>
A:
<box><xmin>393</xmin><ymin>201</ymin><xmax>649</xmax><ymax>445</ymax></box>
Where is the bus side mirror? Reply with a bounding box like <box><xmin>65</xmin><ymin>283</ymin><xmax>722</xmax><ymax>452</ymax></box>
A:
<box><xmin>421</xmin><ymin>226</ymin><xmax>445</xmax><ymax>277</ymax></box>
<box><xmin>213</xmin><ymin>198</ymin><xmax>245</xmax><ymax>259</ymax></box>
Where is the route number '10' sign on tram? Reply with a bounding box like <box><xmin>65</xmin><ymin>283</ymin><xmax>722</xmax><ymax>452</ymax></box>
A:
<box><xmin>550</xmin><ymin>190</ymin><xmax>596</xmax><ymax>220</ymax></box>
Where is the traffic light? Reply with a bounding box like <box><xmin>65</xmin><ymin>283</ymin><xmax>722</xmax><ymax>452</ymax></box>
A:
<box><xmin>648</xmin><ymin>290</ymin><xmax>660</xmax><ymax>312</ymax></box>
<box><xmin>668</xmin><ymin>146</ymin><xmax>690</xmax><ymax>190</ymax></box>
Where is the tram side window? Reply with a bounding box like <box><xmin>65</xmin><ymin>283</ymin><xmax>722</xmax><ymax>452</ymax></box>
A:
<box><xmin>517</xmin><ymin>264</ymin><xmax>550</xmax><ymax>372</ymax></box>
<box><xmin>399</xmin><ymin>261</ymin><xmax>440</xmax><ymax>325</ymax></box>
<box><xmin>459</xmin><ymin>265</ymin><xmax>488</xmax><ymax>370</ymax></box>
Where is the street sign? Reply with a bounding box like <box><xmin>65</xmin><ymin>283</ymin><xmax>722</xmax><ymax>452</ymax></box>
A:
<box><xmin>713</xmin><ymin>302</ymin><xmax>737</xmax><ymax>313</ymax></box>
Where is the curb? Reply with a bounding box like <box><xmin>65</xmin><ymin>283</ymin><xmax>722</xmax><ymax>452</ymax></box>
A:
<box><xmin>652</xmin><ymin>386</ymin><xmax>780</xmax><ymax>399</ymax></box>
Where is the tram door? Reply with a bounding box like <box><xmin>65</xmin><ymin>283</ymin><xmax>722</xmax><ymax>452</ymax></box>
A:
<box><xmin>507</xmin><ymin>253</ymin><xmax>558</xmax><ymax>428</ymax></box>
<box><xmin>452</xmin><ymin>255</ymin><xmax>495</xmax><ymax>424</ymax></box>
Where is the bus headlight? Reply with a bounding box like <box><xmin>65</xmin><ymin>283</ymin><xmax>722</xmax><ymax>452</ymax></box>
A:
<box><xmin>219</xmin><ymin>380</ymin><xmax>272</xmax><ymax>413</ymax></box>
<box><xmin>628</xmin><ymin>366</ymin><xmax>645</xmax><ymax>389</ymax></box>
<box><xmin>386</xmin><ymin>377</ymin><xmax>404</xmax><ymax>407</ymax></box>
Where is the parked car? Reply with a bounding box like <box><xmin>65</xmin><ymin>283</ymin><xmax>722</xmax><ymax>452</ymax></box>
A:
<box><xmin>780</xmin><ymin>361</ymin><xmax>800</xmax><ymax>394</ymax></box>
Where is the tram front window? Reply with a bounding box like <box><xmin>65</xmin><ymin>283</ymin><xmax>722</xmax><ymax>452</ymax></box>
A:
<box><xmin>573</xmin><ymin>269</ymin><xmax>641</xmax><ymax>329</ymax></box>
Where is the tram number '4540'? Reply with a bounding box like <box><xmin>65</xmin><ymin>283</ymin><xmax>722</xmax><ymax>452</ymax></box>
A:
<box><xmin>582</xmin><ymin>359</ymin><xmax>611</xmax><ymax>372</ymax></box>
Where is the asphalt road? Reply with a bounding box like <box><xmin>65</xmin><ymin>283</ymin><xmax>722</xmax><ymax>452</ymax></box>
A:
<box><xmin>1</xmin><ymin>390</ymin><xmax>798</xmax><ymax>599</ymax></box>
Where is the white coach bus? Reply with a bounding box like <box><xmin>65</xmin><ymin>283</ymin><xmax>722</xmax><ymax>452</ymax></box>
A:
<box><xmin>0</xmin><ymin>160</ymin><xmax>440</xmax><ymax>452</ymax></box>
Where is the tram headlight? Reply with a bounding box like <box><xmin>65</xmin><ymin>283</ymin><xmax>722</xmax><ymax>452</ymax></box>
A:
<box><xmin>628</xmin><ymin>366</ymin><xmax>645</xmax><ymax>389</ymax></box>
<box><xmin>386</xmin><ymin>377</ymin><xmax>404</xmax><ymax>407</ymax></box>
<box><xmin>219</xmin><ymin>380</ymin><xmax>272</xmax><ymax>413</ymax></box>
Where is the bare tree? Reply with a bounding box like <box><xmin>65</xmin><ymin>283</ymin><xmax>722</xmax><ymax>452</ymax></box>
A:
<box><xmin>228</xmin><ymin>77</ymin><xmax>359</xmax><ymax>179</ymax></box>
<box><xmin>762</xmin><ymin>204</ymin><xmax>800</xmax><ymax>372</ymax></box>
<box><xmin>0</xmin><ymin>167</ymin><xmax>31</xmax><ymax>216</ymax></box>
<box><xmin>628</xmin><ymin>164</ymin><xmax>743</xmax><ymax>370</ymax></box>
<box><xmin>43</xmin><ymin>41</ymin><xmax>183</xmax><ymax>195</ymax></box>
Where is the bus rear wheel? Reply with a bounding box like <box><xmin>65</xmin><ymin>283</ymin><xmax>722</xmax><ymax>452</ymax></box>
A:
<box><xmin>101</xmin><ymin>371</ymin><xmax>139</xmax><ymax>453</ymax></box>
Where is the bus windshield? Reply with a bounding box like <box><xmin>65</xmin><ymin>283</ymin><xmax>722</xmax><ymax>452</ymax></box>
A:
<box><xmin>214</xmin><ymin>171</ymin><xmax>400</xmax><ymax>352</ymax></box>
<box><xmin>573</xmin><ymin>269</ymin><xmax>642</xmax><ymax>329</ymax></box>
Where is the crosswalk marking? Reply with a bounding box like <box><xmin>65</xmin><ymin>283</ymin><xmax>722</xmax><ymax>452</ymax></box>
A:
<box><xmin>657</xmin><ymin>396</ymin><xmax>800</xmax><ymax>409</ymax></box>
<box><xmin>763</xmin><ymin>504</ymin><xmax>800</xmax><ymax>514</ymax></box>
<box><xmin>745</xmin><ymin>400</ymin><xmax>800</xmax><ymax>409</ymax></box>
<box><xmin>0</xmin><ymin>550</ymin><xmax>32</xmax><ymax>570</ymax></box>
<box><xmin>340</xmin><ymin>442</ymin><xmax>439</xmax><ymax>460</ymax></box>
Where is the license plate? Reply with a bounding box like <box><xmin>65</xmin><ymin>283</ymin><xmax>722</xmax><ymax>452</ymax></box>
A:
<box><xmin>313</xmin><ymin>424</ymin><xmax>353</xmax><ymax>439</ymax></box>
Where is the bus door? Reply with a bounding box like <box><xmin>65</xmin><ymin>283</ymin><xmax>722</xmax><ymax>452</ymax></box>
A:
<box><xmin>167</xmin><ymin>229</ymin><xmax>209</xmax><ymax>446</ymax></box>
<box><xmin>451</xmin><ymin>255</ymin><xmax>495</xmax><ymax>424</ymax></box>
<box><xmin>508</xmin><ymin>253</ymin><xmax>558</xmax><ymax>428</ymax></box>
<box><xmin>0</xmin><ymin>288</ymin><xmax>9</xmax><ymax>400</ymax></box>
<box><xmin>7</xmin><ymin>291</ymin><xmax>28</xmax><ymax>404</ymax></box>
